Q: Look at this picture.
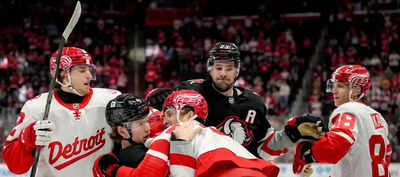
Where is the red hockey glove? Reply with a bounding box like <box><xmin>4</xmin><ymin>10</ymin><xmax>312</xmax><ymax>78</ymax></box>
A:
<box><xmin>293</xmin><ymin>141</ymin><xmax>315</xmax><ymax>174</ymax></box>
<box><xmin>20</xmin><ymin>120</ymin><xmax>55</xmax><ymax>149</ymax></box>
<box><xmin>93</xmin><ymin>153</ymin><xmax>121</xmax><ymax>177</ymax></box>
<box><xmin>284</xmin><ymin>114</ymin><xmax>324</xmax><ymax>143</ymax></box>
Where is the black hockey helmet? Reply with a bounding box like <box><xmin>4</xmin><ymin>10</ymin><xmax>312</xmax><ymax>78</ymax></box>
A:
<box><xmin>106</xmin><ymin>94</ymin><xmax>149</xmax><ymax>127</ymax></box>
<box><xmin>207</xmin><ymin>42</ymin><xmax>241</xmax><ymax>71</ymax></box>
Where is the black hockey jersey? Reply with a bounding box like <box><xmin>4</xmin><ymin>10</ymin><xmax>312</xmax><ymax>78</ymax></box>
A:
<box><xmin>175</xmin><ymin>79</ymin><xmax>271</xmax><ymax>157</ymax></box>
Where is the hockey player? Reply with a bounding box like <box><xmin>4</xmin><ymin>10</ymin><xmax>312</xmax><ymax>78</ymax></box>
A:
<box><xmin>105</xmin><ymin>94</ymin><xmax>151</xmax><ymax>168</ymax></box>
<box><xmin>292</xmin><ymin>65</ymin><xmax>392</xmax><ymax>177</ymax></box>
<box><xmin>93</xmin><ymin>89</ymin><xmax>280</xmax><ymax>177</ymax></box>
<box><xmin>175</xmin><ymin>42</ymin><xmax>323</xmax><ymax>159</ymax></box>
<box><xmin>2</xmin><ymin>47</ymin><xmax>120</xmax><ymax>177</ymax></box>
<box><xmin>144</xmin><ymin>88</ymin><xmax>172</xmax><ymax>137</ymax></box>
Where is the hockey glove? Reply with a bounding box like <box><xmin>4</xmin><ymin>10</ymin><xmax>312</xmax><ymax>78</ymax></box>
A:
<box><xmin>293</xmin><ymin>141</ymin><xmax>315</xmax><ymax>174</ymax></box>
<box><xmin>93</xmin><ymin>153</ymin><xmax>120</xmax><ymax>177</ymax></box>
<box><xmin>20</xmin><ymin>120</ymin><xmax>55</xmax><ymax>149</ymax></box>
<box><xmin>284</xmin><ymin>115</ymin><xmax>323</xmax><ymax>143</ymax></box>
<box><xmin>145</xmin><ymin>88</ymin><xmax>173</xmax><ymax>111</ymax></box>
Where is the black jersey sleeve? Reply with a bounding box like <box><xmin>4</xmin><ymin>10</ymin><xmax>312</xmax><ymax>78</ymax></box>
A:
<box><xmin>117</xmin><ymin>144</ymin><xmax>148</xmax><ymax>168</ymax></box>
<box><xmin>174</xmin><ymin>79</ymin><xmax>206</xmax><ymax>91</ymax></box>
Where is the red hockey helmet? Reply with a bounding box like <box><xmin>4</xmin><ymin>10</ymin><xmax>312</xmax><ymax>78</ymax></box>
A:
<box><xmin>49</xmin><ymin>47</ymin><xmax>95</xmax><ymax>78</ymax></box>
<box><xmin>327</xmin><ymin>65</ymin><xmax>371</xmax><ymax>95</ymax></box>
<box><xmin>163</xmin><ymin>89</ymin><xmax>208</xmax><ymax>122</ymax></box>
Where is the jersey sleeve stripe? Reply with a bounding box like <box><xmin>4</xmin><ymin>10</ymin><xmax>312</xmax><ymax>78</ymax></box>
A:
<box><xmin>149</xmin><ymin>139</ymin><xmax>169</xmax><ymax>154</ymax></box>
<box><xmin>260</xmin><ymin>132</ymin><xmax>289</xmax><ymax>156</ymax></box>
<box><xmin>147</xmin><ymin>149</ymin><xmax>169</xmax><ymax>162</ymax></box>
<box><xmin>169</xmin><ymin>153</ymin><xmax>196</xmax><ymax>168</ymax></box>
<box><xmin>332</xmin><ymin>130</ymin><xmax>355</xmax><ymax>144</ymax></box>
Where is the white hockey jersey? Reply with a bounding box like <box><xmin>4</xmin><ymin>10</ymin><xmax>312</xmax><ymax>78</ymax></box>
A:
<box><xmin>3</xmin><ymin>88</ymin><xmax>120</xmax><ymax>177</ymax></box>
<box><xmin>312</xmin><ymin>102</ymin><xmax>391</xmax><ymax>177</ymax></box>
<box><xmin>168</xmin><ymin>122</ymin><xmax>280</xmax><ymax>177</ymax></box>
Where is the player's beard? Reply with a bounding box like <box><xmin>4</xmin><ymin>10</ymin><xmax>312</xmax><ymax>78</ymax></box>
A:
<box><xmin>212</xmin><ymin>79</ymin><xmax>235</xmax><ymax>92</ymax></box>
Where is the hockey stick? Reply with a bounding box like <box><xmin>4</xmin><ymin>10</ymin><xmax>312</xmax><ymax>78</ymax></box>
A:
<box><xmin>30</xmin><ymin>1</ymin><xmax>81</xmax><ymax>177</ymax></box>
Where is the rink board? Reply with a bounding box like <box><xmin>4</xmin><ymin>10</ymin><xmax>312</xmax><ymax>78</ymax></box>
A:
<box><xmin>0</xmin><ymin>163</ymin><xmax>399</xmax><ymax>177</ymax></box>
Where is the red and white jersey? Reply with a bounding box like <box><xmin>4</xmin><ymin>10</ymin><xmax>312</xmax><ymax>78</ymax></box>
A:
<box><xmin>168</xmin><ymin>122</ymin><xmax>279</xmax><ymax>177</ymax></box>
<box><xmin>116</xmin><ymin>121</ymin><xmax>279</xmax><ymax>177</ymax></box>
<box><xmin>3</xmin><ymin>88</ymin><xmax>120</xmax><ymax>177</ymax></box>
<box><xmin>312</xmin><ymin>102</ymin><xmax>391</xmax><ymax>177</ymax></box>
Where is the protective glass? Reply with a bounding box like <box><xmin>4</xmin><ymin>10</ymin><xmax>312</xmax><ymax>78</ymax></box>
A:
<box><xmin>326</xmin><ymin>79</ymin><xmax>334</xmax><ymax>93</ymax></box>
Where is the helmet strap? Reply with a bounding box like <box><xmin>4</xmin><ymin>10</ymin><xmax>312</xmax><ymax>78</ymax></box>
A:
<box><xmin>58</xmin><ymin>72</ymin><xmax>85</xmax><ymax>96</ymax></box>
<box><xmin>120</xmin><ymin>124</ymin><xmax>138</xmax><ymax>145</ymax></box>
<box><xmin>176</xmin><ymin>107</ymin><xmax>183</xmax><ymax>124</ymax></box>
<box><xmin>348</xmin><ymin>83</ymin><xmax>364</xmax><ymax>102</ymax></box>
<box><xmin>123</xmin><ymin>133</ymin><xmax>137</xmax><ymax>145</ymax></box>
<box><xmin>188</xmin><ymin>115</ymin><xmax>198</xmax><ymax>122</ymax></box>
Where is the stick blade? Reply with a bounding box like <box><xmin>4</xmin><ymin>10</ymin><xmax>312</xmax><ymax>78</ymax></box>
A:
<box><xmin>62</xmin><ymin>1</ymin><xmax>81</xmax><ymax>41</ymax></box>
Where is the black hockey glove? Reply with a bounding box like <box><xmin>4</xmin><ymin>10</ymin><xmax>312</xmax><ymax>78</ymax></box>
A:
<box><xmin>284</xmin><ymin>114</ymin><xmax>324</xmax><ymax>143</ymax></box>
<box><xmin>145</xmin><ymin>88</ymin><xmax>173</xmax><ymax>111</ymax></box>
<box><xmin>293</xmin><ymin>141</ymin><xmax>315</xmax><ymax>174</ymax></box>
<box><xmin>93</xmin><ymin>153</ymin><xmax>120</xmax><ymax>177</ymax></box>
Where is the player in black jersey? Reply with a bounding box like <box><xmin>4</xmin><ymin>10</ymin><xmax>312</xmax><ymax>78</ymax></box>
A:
<box><xmin>175</xmin><ymin>42</ymin><xmax>323</xmax><ymax>159</ymax></box>
<box><xmin>104</xmin><ymin>94</ymin><xmax>151</xmax><ymax>168</ymax></box>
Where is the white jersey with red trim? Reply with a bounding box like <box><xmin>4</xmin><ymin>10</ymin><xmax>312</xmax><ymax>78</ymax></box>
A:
<box><xmin>3</xmin><ymin>88</ymin><xmax>120</xmax><ymax>177</ymax></box>
<box><xmin>115</xmin><ymin>121</ymin><xmax>279</xmax><ymax>177</ymax></box>
<box><xmin>169</xmin><ymin>122</ymin><xmax>279</xmax><ymax>177</ymax></box>
<box><xmin>316</xmin><ymin>102</ymin><xmax>391</xmax><ymax>177</ymax></box>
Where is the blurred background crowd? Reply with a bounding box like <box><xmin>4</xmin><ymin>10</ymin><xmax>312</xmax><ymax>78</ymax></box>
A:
<box><xmin>0</xmin><ymin>0</ymin><xmax>399</xmax><ymax>162</ymax></box>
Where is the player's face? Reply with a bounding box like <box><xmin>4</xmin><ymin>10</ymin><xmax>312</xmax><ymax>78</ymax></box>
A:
<box><xmin>69</xmin><ymin>65</ymin><xmax>93</xmax><ymax>95</ymax></box>
<box><xmin>163</xmin><ymin>108</ymin><xmax>178</xmax><ymax>128</ymax></box>
<box><xmin>209</xmin><ymin>60</ymin><xmax>238</xmax><ymax>92</ymax></box>
<box><xmin>332</xmin><ymin>81</ymin><xmax>350</xmax><ymax>107</ymax></box>
<box><xmin>129</xmin><ymin>118</ymin><xmax>150</xmax><ymax>144</ymax></box>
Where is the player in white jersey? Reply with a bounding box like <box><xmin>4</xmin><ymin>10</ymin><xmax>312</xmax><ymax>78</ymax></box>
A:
<box><xmin>292</xmin><ymin>65</ymin><xmax>392</xmax><ymax>177</ymax></box>
<box><xmin>2</xmin><ymin>47</ymin><xmax>120</xmax><ymax>177</ymax></box>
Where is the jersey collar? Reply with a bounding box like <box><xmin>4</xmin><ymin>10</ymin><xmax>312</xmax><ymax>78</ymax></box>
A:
<box><xmin>54</xmin><ymin>88</ymin><xmax>93</xmax><ymax>110</ymax></box>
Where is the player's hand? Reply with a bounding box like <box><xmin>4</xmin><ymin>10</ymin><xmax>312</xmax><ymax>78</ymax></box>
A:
<box><xmin>93</xmin><ymin>153</ymin><xmax>120</xmax><ymax>177</ymax></box>
<box><xmin>20</xmin><ymin>120</ymin><xmax>55</xmax><ymax>148</ymax></box>
<box><xmin>172</xmin><ymin>121</ymin><xmax>202</xmax><ymax>141</ymax></box>
<box><xmin>284</xmin><ymin>114</ymin><xmax>324</xmax><ymax>143</ymax></box>
<box><xmin>301</xmin><ymin>164</ymin><xmax>313</xmax><ymax>177</ymax></box>
<box><xmin>298</xmin><ymin>121</ymin><xmax>323</xmax><ymax>139</ymax></box>
<box><xmin>293</xmin><ymin>141</ymin><xmax>315</xmax><ymax>174</ymax></box>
